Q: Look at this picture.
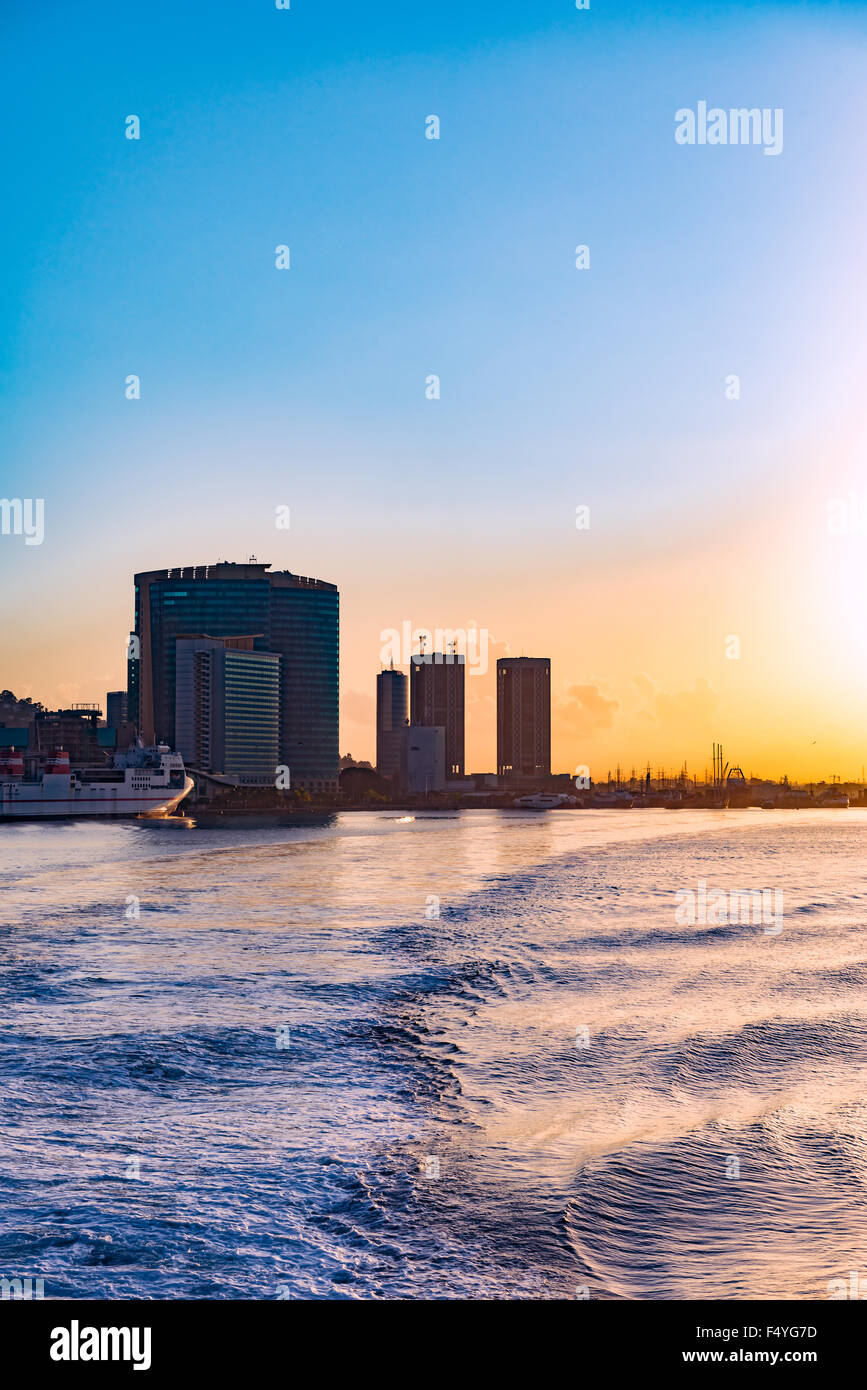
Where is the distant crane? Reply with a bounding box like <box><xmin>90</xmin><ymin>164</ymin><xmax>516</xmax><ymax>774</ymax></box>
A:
<box><xmin>712</xmin><ymin>742</ymin><xmax>728</xmax><ymax>799</ymax></box>
<box><xmin>713</xmin><ymin>743</ymin><xmax>747</xmax><ymax>803</ymax></box>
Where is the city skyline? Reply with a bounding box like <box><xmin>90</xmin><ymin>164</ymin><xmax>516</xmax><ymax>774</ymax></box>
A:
<box><xmin>6</xmin><ymin>550</ymin><xmax>867</xmax><ymax>785</ymax></box>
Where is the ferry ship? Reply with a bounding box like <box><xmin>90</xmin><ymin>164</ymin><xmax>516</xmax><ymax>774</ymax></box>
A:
<box><xmin>0</xmin><ymin>745</ymin><xmax>194</xmax><ymax>819</ymax></box>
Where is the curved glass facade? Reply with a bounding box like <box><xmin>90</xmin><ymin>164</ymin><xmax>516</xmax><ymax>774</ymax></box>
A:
<box><xmin>131</xmin><ymin>563</ymin><xmax>339</xmax><ymax>791</ymax></box>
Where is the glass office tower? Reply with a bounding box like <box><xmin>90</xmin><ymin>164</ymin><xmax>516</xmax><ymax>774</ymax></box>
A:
<box><xmin>130</xmin><ymin>562</ymin><xmax>339</xmax><ymax>792</ymax></box>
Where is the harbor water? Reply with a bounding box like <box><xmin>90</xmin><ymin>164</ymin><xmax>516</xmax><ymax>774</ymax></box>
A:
<box><xmin>1</xmin><ymin>808</ymin><xmax>866</xmax><ymax>1299</ymax></box>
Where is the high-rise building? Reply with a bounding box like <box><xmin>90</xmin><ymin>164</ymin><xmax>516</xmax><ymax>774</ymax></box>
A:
<box><xmin>497</xmin><ymin>657</ymin><xmax>551</xmax><ymax>782</ymax></box>
<box><xmin>376</xmin><ymin>665</ymin><xmax>407</xmax><ymax>780</ymax></box>
<box><xmin>105</xmin><ymin>691</ymin><xmax>128</xmax><ymax>728</ymax></box>
<box><xmin>409</xmin><ymin>653</ymin><xmax>465</xmax><ymax>778</ymax></box>
<box><xmin>175</xmin><ymin>635</ymin><xmax>280</xmax><ymax>781</ymax></box>
<box><xmin>130</xmin><ymin>562</ymin><xmax>339</xmax><ymax>793</ymax></box>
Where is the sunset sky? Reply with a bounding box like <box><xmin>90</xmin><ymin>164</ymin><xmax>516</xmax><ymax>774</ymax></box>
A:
<box><xmin>2</xmin><ymin>0</ymin><xmax>867</xmax><ymax>780</ymax></box>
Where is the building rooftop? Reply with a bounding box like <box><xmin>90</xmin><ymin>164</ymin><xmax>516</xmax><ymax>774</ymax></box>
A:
<box><xmin>134</xmin><ymin>563</ymin><xmax>337</xmax><ymax>592</ymax></box>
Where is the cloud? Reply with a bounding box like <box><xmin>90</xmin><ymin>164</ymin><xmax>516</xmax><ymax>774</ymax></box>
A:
<box><xmin>640</xmin><ymin>677</ymin><xmax>719</xmax><ymax>728</ymax></box>
<box><xmin>558</xmin><ymin>683</ymin><xmax>620</xmax><ymax>734</ymax></box>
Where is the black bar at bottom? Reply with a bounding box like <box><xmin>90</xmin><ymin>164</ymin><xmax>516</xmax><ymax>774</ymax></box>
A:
<box><xmin>6</xmin><ymin>1297</ymin><xmax>859</xmax><ymax>1376</ymax></box>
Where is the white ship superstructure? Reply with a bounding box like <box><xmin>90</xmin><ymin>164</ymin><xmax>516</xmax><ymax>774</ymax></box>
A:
<box><xmin>0</xmin><ymin>745</ymin><xmax>194</xmax><ymax>819</ymax></box>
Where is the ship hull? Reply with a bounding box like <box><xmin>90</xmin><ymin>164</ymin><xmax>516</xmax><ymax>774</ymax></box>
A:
<box><xmin>0</xmin><ymin>776</ymin><xmax>194</xmax><ymax>819</ymax></box>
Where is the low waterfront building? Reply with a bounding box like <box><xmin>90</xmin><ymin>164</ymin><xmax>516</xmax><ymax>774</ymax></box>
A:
<box><xmin>400</xmin><ymin>724</ymin><xmax>446</xmax><ymax>794</ymax></box>
<box><xmin>30</xmin><ymin>706</ymin><xmax>104</xmax><ymax>765</ymax></box>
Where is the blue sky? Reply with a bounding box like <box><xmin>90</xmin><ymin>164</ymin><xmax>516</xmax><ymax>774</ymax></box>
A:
<box><xmin>4</xmin><ymin>1</ymin><xmax>864</xmax><ymax>510</ymax></box>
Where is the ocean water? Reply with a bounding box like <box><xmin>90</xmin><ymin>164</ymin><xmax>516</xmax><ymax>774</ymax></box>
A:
<box><xmin>1</xmin><ymin>807</ymin><xmax>866</xmax><ymax>1301</ymax></box>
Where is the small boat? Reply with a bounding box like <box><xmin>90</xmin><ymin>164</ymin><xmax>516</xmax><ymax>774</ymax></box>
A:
<box><xmin>513</xmin><ymin>792</ymin><xmax>574</xmax><ymax>811</ymax></box>
<box><xmin>818</xmin><ymin>791</ymin><xmax>849</xmax><ymax>808</ymax></box>
<box><xmin>590</xmin><ymin>789</ymin><xmax>634</xmax><ymax>809</ymax></box>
